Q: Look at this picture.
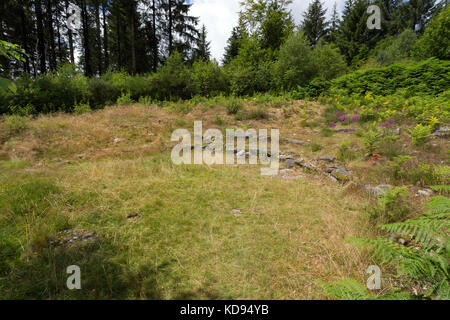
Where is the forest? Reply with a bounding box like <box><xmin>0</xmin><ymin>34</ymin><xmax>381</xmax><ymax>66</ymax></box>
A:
<box><xmin>0</xmin><ymin>0</ymin><xmax>449</xmax><ymax>302</ymax></box>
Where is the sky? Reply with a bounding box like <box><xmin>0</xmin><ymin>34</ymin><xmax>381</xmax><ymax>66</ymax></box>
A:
<box><xmin>189</xmin><ymin>0</ymin><xmax>347</xmax><ymax>62</ymax></box>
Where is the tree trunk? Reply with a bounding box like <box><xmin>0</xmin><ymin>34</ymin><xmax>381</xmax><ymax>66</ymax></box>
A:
<box><xmin>81</xmin><ymin>0</ymin><xmax>92</xmax><ymax>76</ymax></box>
<box><xmin>168</xmin><ymin>0</ymin><xmax>173</xmax><ymax>55</ymax></box>
<box><xmin>152</xmin><ymin>0</ymin><xmax>158</xmax><ymax>71</ymax></box>
<box><xmin>95</xmin><ymin>1</ymin><xmax>103</xmax><ymax>75</ymax></box>
<box><xmin>65</xmin><ymin>0</ymin><xmax>75</xmax><ymax>64</ymax></box>
<box><xmin>46</xmin><ymin>0</ymin><xmax>57</xmax><ymax>71</ymax></box>
<box><xmin>35</xmin><ymin>0</ymin><xmax>47</xmax><ymax>73</ymax></box>
<box><xmin>130</xmin><ymin>4</ymin><xmax>136</xmax><ymax>75</ymax></box>
<box><xmin>20</xmin><ymin>0</ymin><xmax>31</xmax><ymax>74</ymax></box>
<box><xmin>102</xmin><ymin>0</ymin><xmax>109</xmax><ymax>70</ymax></box>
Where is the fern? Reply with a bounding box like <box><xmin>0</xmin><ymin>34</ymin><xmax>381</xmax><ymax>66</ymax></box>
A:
<box><xmin>319</xmin><ymin>280</ymin><xmax>376</xmax><ymax>300</ymax></box>
<box><xmin>322</xmin><ymin>194</ymin><xmax>450</xmax><ymax>300</ymax></box>
<box><xmin>430</xmin><ymin>185</ymin><xmax>450</xmax><ymax>194</ymax></box>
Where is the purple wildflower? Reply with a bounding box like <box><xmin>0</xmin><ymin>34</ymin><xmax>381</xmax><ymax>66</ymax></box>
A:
<box><xmin>338</xmin><ymin>115</ymin><xmax>346</xmax><ymax>122</ymax></box>
<box><xmin>379</xmin><ymin>119</ymin><xmax>397</xmax><ymax>128</ymax></box>
<box><xmin>351</xmin><ymin>115</ymin><xmax>361</xmax><ymax>122</ymax></box>
<box><xmin>329</xmin><ymin>121</ymin><xmax>337</xmax><ymax>128</ymax></box>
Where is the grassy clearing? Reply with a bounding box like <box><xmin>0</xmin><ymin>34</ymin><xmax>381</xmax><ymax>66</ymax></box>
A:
<box><xmin>0</xmin><ymin>99</ymin><xmax>447</xmax><ymax>299</ymax></box>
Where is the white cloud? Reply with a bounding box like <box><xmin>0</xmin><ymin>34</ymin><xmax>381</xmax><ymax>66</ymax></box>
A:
<box><xmin>191</xmin><ymin>0</ymin><xmax>347</xmax><ymax>62</ymax></box>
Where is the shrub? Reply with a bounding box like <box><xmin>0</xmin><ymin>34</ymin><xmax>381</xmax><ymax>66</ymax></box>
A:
<box><xmin>192</xmin><ymin>59</ymin><xmax>228</xmax><ymax>97</ymax></box>
<box><xmin>313</xmin><ymin>42</ymin><xmax>347</xmax><ymax>80</ymax></box>
<box><xmin>225</xmin><ymin>98</ymin><xmax>243</xmax><ymax>115</ymax></box>
<box><xmin>274</xmin><ymin>32</ymin><xmax>316</xmax><ymax>90</ymax></box>
<box><xmin>408</xmin><ymin>124</ymin><xmax>433</xmax><ymax>145</ymax></box>
<box><xmin>3</xmin><ymin>115</ymin><xmax>28</xmax><ymax>134</ymax></box>
<box><xmin>150</xmin><ymin>51</ymin><xmax>195</xmax><ymax>100</ymax></box>
<box><xmin>413</xmin><ymin>7</ymin><xmax>450</xmax><ymax>60</ymax></box>
<box><xmin>373</xmin><ymin>29</ymin><xmax>417</xmax><ymax>66</ymax></box>
<box><xmin>116</xmin><ymin>92</ymin><xmax>134</xmax><ymax>106</ymax></box>
<box><xmin>73</xmin><ymin>103</ymin><xmax>92</xmax><ymax>115</ymax></box>
<box><xmin>325</xmin><ymin>195</ymin><xmax>450</xmax><ymax>300</ymax></box>
<box><xmin>369</xmin><ymin>186</ymin><xmax>411</xmax><ymax>223</ymax></box>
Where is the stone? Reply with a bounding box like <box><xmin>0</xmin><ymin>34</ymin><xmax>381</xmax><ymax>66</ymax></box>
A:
<box><xmin>298</xmin><ymin>162</ymin><xmax>316</xmax><ymax>170</ymax></box>
<box><xmin>330</xmin><ymin>167</ymin><xmax>351</xmax><ymax>181</ymax></box>
<box><xmin>50</xmin><ymin>229</ymin><xmax>97</xmax><ymax>247</ymax></box>
<box><xmin>113</xmin><ymin>138</ymin><xmax>122</xmax><ymax>144</ymax></box>
<box><xmin>432</xmin><ymin>125</ymin><xmax>450</xmax><ymax>138</ymax></box>
<box><xmin>279</xmin><ymin>169</ymin><xmax>295</xmax><ymax>176</ymax></box>
<box><xmin>231</xmin><ymin>209</ymin><xmax>242</xmax><ymax>217</ymax></box>
<box><xmin>318</xmin><ymin>156</ymin><xmax>336</xmax><ymax>162</ymax></box>
<box><xmin>365</xmin><ymin>184</ymin><xmax>391</xmax><ymax>196</ymax></box>
<box><xmin>283</xmin><ymin>138</ymin><xmax>309</xmax><ymax>145</ymax></box>
<box><xmin>285</xmin><ymin>159</ymin><xmax>295</xmax><ymax>169</ymax></box>
<box><xmin>417</xmin><ymin>189</ymin><xmax>433</xmax><ymax>197</ymax></box>
<box><xmin>279</xmin><ymin>154</ymin><xmax>294</xmax><ymax>160</ymax></box>
<box><xmin>282</xmin><ymin>175</ymin><xmax>303</xmax><ymax>180</ymax></box>
<box><xmin>333</xmin><ymin>128</ymin><xmax>355</xmax><ymax>134</ymax></box>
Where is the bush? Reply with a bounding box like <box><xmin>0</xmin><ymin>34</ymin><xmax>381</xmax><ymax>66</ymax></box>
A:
<box><xmin>73</xmin><ymin>103</ymin><xmax>92</xmax><ymax>115</ymax></box>
<box><xmin>408</xmin><ymin>124</ymin><xmax>433</xmax><ymax>145</ymax></box>
<box><xmin>225</xmin><ymin>98</ymin><xmax>243</xmax><ymax>115</ymax></box>
<box><xmin>413</xmin><ymin>7</ymin><xmax>450</xmax><ymax>60</ymax></box>
<box><xmin>373</xmin><ymin>29</ymin><xmax>417</xmax><ymax>66</ymax></box>
<box><xmin>329</xmin><ymin>59</ymin><xmax>450</xmax><ymax>97</ymax></box>
<box><xmin>116</xmin><ymin>92</ymin><xmax>134</xmax><ymax>106</ymax></box>
<box><xmin>150</xmin><ymin>51</ymin><xmax>195</xmax><ymax>101</ymax></box>
<box><xmin>274</xmin><ymin>32</ymin><xmax>316</xmax><ymax>90</ymax></box>
<box><xmin>324</xmin><ymin>195</ymin><xmax>450</xmax><ymax>300</ymax></box>
<box><xmin>369</xmin><ymin>186</ymin><xmax>411</xmax><ymax>223</ymax></box>
<box><xmin>192</xmin><ymin>60</ymin><xmax>228</xmax><ymax>97</ymax></box>
<box><xmin>313</xmin><ymin>43</ymin><xmax>347</xmax><ymax>80</ymax></box>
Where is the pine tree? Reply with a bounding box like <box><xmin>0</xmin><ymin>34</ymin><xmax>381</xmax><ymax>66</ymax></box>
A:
<box><xmin>337</xmin><ymin>0</ymin><xmax>383</xmax><ymax>65</ymax></box>
<box><xmin>161</xmin><ymin>0</ymin><xmax>199</xmax><ymax>59</ymax></box>
<box><xmin>328</xmin><ymin>2</ymin><xmax>341</xmax><ymax>43</ymax></box>
<box><xmin>222</xmin><ymin>21</ymin><xmax>246</xmax><ymax>65</ymax></box>
<box><xmin>301</xmin><ymin>0</ymin><xmax>329</xmax><ymax>47</ymax></box>
<box><xmin>193</xmin><ymin>25</ymin><xmax>211</xmax><ymax>61</ymax></box>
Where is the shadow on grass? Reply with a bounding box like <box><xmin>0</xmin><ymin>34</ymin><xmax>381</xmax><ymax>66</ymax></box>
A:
<box><xmin>1</xmin><ymin>236</ymin><xmax>165</xmax><ymax>300</ymax></box>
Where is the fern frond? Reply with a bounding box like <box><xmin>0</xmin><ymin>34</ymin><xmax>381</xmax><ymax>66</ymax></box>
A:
<box><xmin>425</xmin><ymin>196</ymin><xmax>450</xmax><ymax>215</ymax></box>
<box><xmin>348</xmin><ymin>238</ymin><xmax>445</xmax><ymax>282</ymax></box>
<box><xmin>430</xmin><ymin>185</ymin><xmax>450</xmax><ymax>194</ymax></box>
<box><xmin>378</xmin><ymin>216</ymin><xmax>449</xmax><ymax>250</ymax></box>
<box><xmin>319</xmin><ymin>279</ymin><xmax>376</xmax><ymax>300</ymax></box>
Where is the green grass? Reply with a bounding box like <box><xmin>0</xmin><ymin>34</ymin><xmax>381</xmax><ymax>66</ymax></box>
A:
<box><xmin>0</xmin><ymin>153</ymin><xmax>367</xmax><ymax>299</ymax></box>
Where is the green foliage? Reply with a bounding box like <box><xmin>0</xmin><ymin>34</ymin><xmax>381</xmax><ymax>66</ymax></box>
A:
<box><xmin>373</xmin><ymin>29</ymin><xmax>418</xmax><ymax>66</ymax></box>
<box><xmin>116</xmin><ymin>92</ymin><xmax>134</xmax><ymax>106</ymax></box>
<box><xmin>320</xmin><ymin>279</ymin><xmax>377</xmax><ymax>300</ymax></box>
<box><xmin>408</xmin><ymin>124</ymin><xmax>433</xmax><ymax>145</ymax></box>
<box><xmin>191</xmin><ymin>59</ymin><xmax>228</xmax><ymax>97</ymax></box>
<box><xmin>369</xmin><ymin>186</ymin><xmax>411</xmax><ymax>223</ymax></box>
<box><xmin>413</xmin><ymin>7</ymin><xmax>450</xmax><ymax>60</ymax></box>
<box><xmin>274</xmin><ymin>32</ymin><xmax>316</xmax><ymax>90</ymax></box>
<box><xmin>337</xmin><ymin>140</ymin><xmax>357</xmax><ymax>162</ymax></box>
<box><xmin>2</xmin><ymin>115</ymin><xmax>29</xmax><ymax>135</ymax></box>
<box><xmin>150</xmin><ymin>51</ymin><xmax>195</xmax><ymax>101</ymax></box>
<box><xmin>0</xmin><ymin>179</ymin><xmax>60</xmax><ymax>220</ymax></box>
<box><xmin>324</xmin><ymin>195</ymin><xmax>450</xmax><ymax>300</ymax></box>
<box><xmin>329</xmin><ymin>59</ymin><xmax>450</xmax><ymax>97</ymax></box>
<box><xmin>313</xmin><ymin>43</ymin><xmax>347</xmax><ymax>80</ymax></box>
<box><xmin>73</xmin><ymin>103</ymin><xmax>92</xmax><ymax>115</ymax></box>
<box><xmin>225</xmin><ymin>98</ymin><xmax>243</xmax><ymax>115</ymax></box>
